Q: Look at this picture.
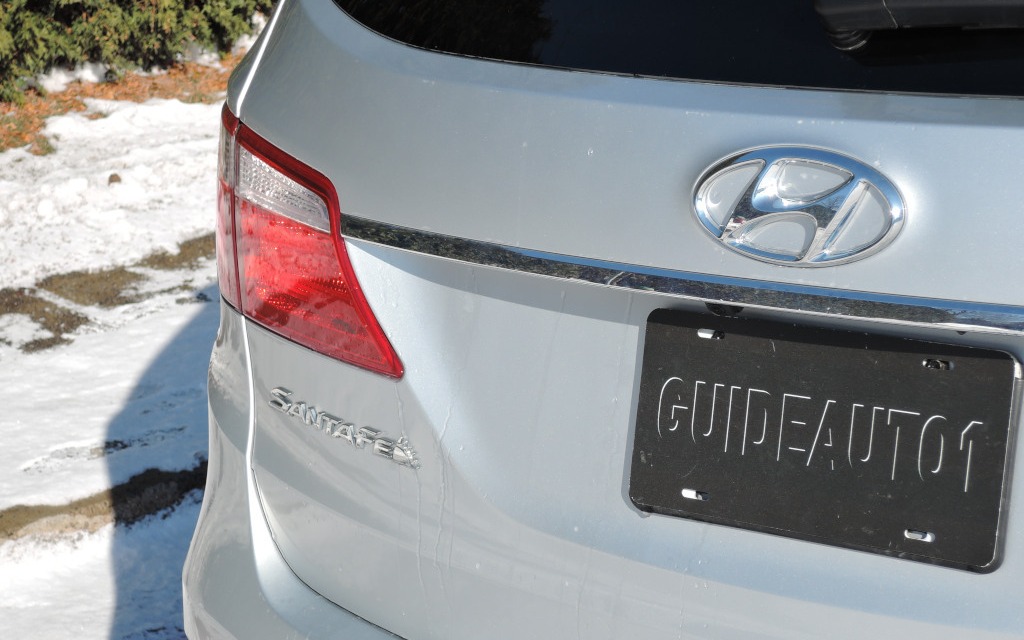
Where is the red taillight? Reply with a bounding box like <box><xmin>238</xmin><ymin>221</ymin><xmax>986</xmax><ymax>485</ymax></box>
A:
<box><xmin>215</xmin><ymin>104</ymin><xmax>403</xmax><ymax>378</ymax></box>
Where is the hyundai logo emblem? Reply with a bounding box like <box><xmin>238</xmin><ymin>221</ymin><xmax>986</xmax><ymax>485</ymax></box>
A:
<box><xmin>694</xmin><ymin>147</ymin><xmax>905</xmax><ymax>266</ymax></box>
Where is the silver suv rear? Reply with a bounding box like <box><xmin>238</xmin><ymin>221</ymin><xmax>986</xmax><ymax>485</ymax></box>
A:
<box><xmin>184</xmin><ymin>1</ymin><xmax>1024</xmax><ymax>637</ymax></box>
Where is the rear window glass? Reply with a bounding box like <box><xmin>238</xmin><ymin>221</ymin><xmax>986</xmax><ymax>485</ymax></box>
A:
<box><xmin>334</xmin><ymin>0</ymin><xmax>1024</xmax><ymax>97</ymax></box>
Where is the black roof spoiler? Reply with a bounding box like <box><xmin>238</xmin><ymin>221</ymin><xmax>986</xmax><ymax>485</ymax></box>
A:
<box><xmin>815</xmin><ymin>0</ymin><xmax>1024</xmax><ymax>49</ymax></box>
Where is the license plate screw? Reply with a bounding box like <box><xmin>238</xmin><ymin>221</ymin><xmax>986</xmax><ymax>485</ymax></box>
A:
<box><xmin>682</xmin><ymin>488</ymin><xmax>710</xmax><ymax>501</ymax></box>
<box><xmin>904</xmin><ymin>529</ymin><xmax>935</xmax><ymax>543</ymax></box>
<box><xmin>697</xmin><ymin>329</ymin><xmax>725</xmax><ymax>340</ymax></box>
<box><xmin>922</xmin><ymin>358</ymin><xmax>953</xmax><ymax>371</ymax></box>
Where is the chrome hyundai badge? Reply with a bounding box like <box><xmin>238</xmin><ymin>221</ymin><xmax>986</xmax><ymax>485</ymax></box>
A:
<box><xmin>694</xmin><ymin>147</ymin><xmax>905</xmax><ymax>266</ymax></box>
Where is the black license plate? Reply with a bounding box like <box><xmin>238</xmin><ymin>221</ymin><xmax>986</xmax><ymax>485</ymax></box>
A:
<box><xmin>630</xmin><ymin>309</ymin><xmax>1017</xmax><ymax>571</ymax></box>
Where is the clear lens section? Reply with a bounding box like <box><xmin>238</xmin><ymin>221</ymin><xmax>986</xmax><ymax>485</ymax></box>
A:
<box><xmin>218</xmin><ymin>120</ymin><xmax>235</xmax><ymax>186</ymax></box>
<box><xmin>216</xmin><ymin>180</ymin><xmax>240</xmax><ymax>307</ymax></box>
<box><xmin>237</xmin><ymin>147</ymin><xmax>331</xmax><ymax>232</ymax></box>
<box><xmin>216</xmin><ymin>106</ymin><xmax>240</xmax><ymax>308</ymax></box>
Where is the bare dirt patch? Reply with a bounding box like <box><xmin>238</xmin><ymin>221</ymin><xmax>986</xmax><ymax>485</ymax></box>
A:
<box><xmin>0</xmin><ymin>232</ymin><xmax>217</xmax><ymax>353</ymax></box>
<box><xmin>0</xmin><ymin>461</ymin><xmax>207</xmax><ymax>541</ymax></box>
<box><xmin>138</xmin><ymin>232</ymin><xmax>215</xmax><ymax>271</ymax></box>
<box><xmin>39</xmin><ymin>266</ymin><xmax>148</xmax><ymax>308</ymax></box>
<box><xmin>0</xmin><ymin>288</ymin><xmax>90</xmax><ymax>352</ymax></box>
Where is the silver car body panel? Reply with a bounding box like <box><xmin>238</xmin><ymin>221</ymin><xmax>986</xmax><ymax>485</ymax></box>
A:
<box><xmin>183</xmin><ymin>302</ymin><xmax>399</xmax><ymax>639</ymax></box>
<box><xmin>186</xmin><ymin>0</ymin><xmax>1024</xmax><ymax>637</ymax></box>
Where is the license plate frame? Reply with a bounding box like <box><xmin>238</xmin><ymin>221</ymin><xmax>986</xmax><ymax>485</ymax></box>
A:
<box><xmin>629</xmin><ymin>308</ymin><xmax>1018</xmax><ymax>572</ymax></box>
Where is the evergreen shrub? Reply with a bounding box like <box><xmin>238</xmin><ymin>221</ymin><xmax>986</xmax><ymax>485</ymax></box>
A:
<box><xmin>0</xmin><ymin>0</ymin><xmax>273</xmax><ymax>102</ymax></box>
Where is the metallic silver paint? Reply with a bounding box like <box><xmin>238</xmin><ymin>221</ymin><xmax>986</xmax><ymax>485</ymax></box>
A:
<box><xmin>182</xmin><ymin>304</ymin><xmax>402</xmax><ymax>639</ymax></box>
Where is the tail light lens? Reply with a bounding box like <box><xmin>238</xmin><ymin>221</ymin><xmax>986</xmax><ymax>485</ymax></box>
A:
<box><xmin>216</xmin><ymin>107</ymin><xmax>241</xmax><ymax>308</ymax></box>
<box><xmin>215</xmin><ymin>104</ymin><xmax>403</xmax><ymax>378</ymax></box>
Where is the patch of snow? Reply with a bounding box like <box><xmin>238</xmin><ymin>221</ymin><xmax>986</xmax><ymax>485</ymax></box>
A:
<box><xmin>0</xmin><ymin>313</ymin><xmax>51</xmax><ymax>349</ymax></box>
<box><xmin>32</xmin><ymin>62</ymin><xmax>110</xmax><ymax>93</ymax></box>
<box><xmin>178</xmin><ymin>42</ymin><xmax>223</xmax><ymax>69</ymax></box>
<box><xmin>233</xmin><ymin>12</ymin><xmax>269</xmax><ymax>55</ymax></box>
<box><xmin>175</xmin><ymin>13</ymin><xmax>268</xmax><ymax>67</ymax></box>
<box><xmin>0</xmin><ymin>99</ymin><xmax>220</xmax><ymax>290</ymax></box>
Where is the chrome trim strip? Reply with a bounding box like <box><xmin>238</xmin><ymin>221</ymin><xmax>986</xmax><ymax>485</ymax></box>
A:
<box><xmin>341</xmin><ymin>215</ymin><xmax>1024</xmax><ymax>337</ymax></box>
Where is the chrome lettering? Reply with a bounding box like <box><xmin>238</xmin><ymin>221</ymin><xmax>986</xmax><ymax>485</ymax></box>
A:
<box><xmin>267</xmin><ymin>387</ymin><xmax>420</xmax><ymax>469</ymax></box>
<box><xmin>331</xmin><ymin>422</ymin><xmax>356</xmax><ymax>443</ymax></box>
<box><xmin>268</xmin><ymin>387</ymin><xmax>293</xmax><ymax>412</ymax></box>
<box><xmin>354</xmin><ymin>426</ymin><xmax>382</xmax><ymax>449</ymax></box>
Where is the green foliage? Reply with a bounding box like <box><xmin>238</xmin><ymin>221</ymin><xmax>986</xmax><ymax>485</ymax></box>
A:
<box><xmin>0</xmin><ymin>0</ymin><xmax>273</xmax><ymax>102</ymax></box>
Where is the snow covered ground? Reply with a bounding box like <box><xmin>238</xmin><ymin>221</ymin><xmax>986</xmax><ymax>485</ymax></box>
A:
<box><xmin>0</xmin><ymin>98</ymin><xmax>223</xmax><ymax>639</ymax></box>
<box><xmin>0</xmin><ymin>99</ymin><xmax>220</xmax><ymax>290</ymax></box>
